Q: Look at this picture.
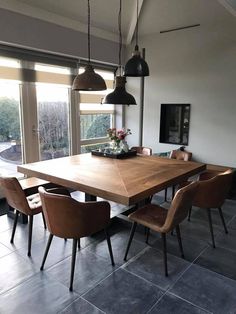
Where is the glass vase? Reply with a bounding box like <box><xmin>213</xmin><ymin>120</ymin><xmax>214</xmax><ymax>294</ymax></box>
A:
<box><xmin>110</xmin><ymin>140</ymin><xmax>121</xmax><ymax>154</ymax></box>
<box><xmin>121</xmin><ymin>140</ymin><xmax>129</xmax><ymax>152</ymax></box>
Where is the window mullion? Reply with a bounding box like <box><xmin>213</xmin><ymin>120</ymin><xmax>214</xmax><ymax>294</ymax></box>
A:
<box><xmin>70</xmin><ymin>89</ymin><xmax>81</xmax><ymax>155</ymax></box>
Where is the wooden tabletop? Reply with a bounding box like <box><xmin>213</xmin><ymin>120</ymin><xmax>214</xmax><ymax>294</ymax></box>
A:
<box><xmin>17</xmin><ymin>154</ymin><xmax>206</xmax><ymax>206</ymax></box>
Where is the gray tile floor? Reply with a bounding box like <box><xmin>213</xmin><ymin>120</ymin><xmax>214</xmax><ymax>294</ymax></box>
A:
<box><xmin>0</xmin><ymin>190</ymin><xmax>236</xmax><ymax>313</ymax></box>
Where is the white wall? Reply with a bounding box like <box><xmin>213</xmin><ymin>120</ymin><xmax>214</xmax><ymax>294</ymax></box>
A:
<box><xmin>126</xmin><ymin>23</ymin><xmax>236</xmax><ymax>167</ymax></box>
<box><xmin>0</xmin><ymin>8</ymin><xmax>118</xmax><ymax>64</ymax></box>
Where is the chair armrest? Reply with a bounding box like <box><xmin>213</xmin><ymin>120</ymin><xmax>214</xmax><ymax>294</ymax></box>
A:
<box><xmin>199</xmin><ymin>170</ymin><xmax>221</xmax><ymax>181</ymax></box>
<box><xmin>44</xmin><ymin>187</ymin><xmax>71</xmax><ymax>197</ymax></box>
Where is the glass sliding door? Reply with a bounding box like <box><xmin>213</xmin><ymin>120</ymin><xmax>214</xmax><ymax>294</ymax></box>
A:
<box><xmin>36</xmin><ymin>83</ymin><xmax>70</xmax><ymax>160</ymax></box>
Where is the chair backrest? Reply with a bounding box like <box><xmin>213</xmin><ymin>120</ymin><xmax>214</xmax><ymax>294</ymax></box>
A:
<box><xmin>161</xmin><ymin>181</ymin><xmax>198</xmax><ymax>233</ymax></box>
<box><xmin>131</xmin><ymin>146</ymin><xmax>152</xmax><ymax>156</ymax></box>
<box><xmin>38</xmin><ymin>187</ymin><xmax>111</xmax><ymax>239</ymax></box>
<box><xmin>170</xmin><ymin>149</ymin><xmax>192</xmax><ymax>161</ymax></box>
<box><xmin>0</xmin><ymin>177</ymin><xmax>31</xmax><ymax>215</ymax></box>
<box><xmin>193</xmin><ymin>169</ymin><xmax>233</xmax><ymax>208</ymax></box>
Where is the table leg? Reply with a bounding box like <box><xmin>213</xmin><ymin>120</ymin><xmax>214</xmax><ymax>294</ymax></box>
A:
<box><xmin>85</xmin><ymin>194</ymin><xmax>97</xmax><ymax>202</ymax></box>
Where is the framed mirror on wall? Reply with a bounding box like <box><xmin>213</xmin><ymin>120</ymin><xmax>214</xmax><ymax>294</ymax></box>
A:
<box><xmin>159</xmin><ymin>103</ymin><xmax>190</xmax><ymax>145</ymax></box>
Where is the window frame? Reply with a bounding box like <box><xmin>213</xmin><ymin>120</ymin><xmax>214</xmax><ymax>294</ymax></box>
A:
<box><xmin>0</xmin><ymin>45</ymin><xmax>117</xmax><ymax>168</ymax></box>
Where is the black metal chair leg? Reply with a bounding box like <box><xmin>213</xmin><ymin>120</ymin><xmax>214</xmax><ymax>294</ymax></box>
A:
<box><xmin>207</xmin><ymin>208</ymin><xmax>215</xmax><ymax>248</ymax></box>
<box><xmin>161</xmin><ymin>233</ymin><xmax>168</xmax><ymax>276</ymax></box>
<box><xmin>42</xmin><ymin>212</ymin><xmax>47</xmax><ymax>229</ymax></box>
<box><xmin>124</xmin><ymin>222</ymin><xmax>137</xmax><ymax>261</ymax></box>
<box><xmin>188</xmin><ymin>206</ymin><xmax>192</xmax><ymax>221</ymax></box>
<box><xmin>69</xmin><ymin>239</ymin><xmax>78</xmax><ymax>291</ymax></box>
<box><xmin>28</xmin><ymin>215</ymin><xmax>34</xmax><ymax>256</ymax></box>
<box><xmin>40</xmin><ymin>233</ymin><xmax>53</xmax><ymax>270</ymax></box>
<box><xmin>104</xmin><ymin>229</ymin><xmax>115</xmax><ymax>266</ymax></box>
<box><xmin>146</xmin><ymin>228</ymin><xmax>150</xmax><ymax>244</ymax></box>
<box><xmin>10</xmin><ymin>210</ymin><xmax>19</xmax><ymax>243</ymax></box>
<box><xmin>172</xmin><ymin>185</ymin><xmax>176</xmax><ymax>199</ymax></box>
<box><xmin>175</xmin><ymin>225</ymin><xmax>184</xmax><ymax>258</ymax></box>
<box><xmin>218</xmin><ymin>207</ymin><xmax>228</xmax><ymax>234</ymax></box>
<box><xmin>164</xmin><ymin>188</ymin><xmax>167</xmax><ymax>201</ymax></box>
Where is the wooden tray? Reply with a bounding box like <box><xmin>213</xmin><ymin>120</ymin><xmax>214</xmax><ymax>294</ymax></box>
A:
<box><xmin>91</xmin><ymin>149</ymin><xmax>137</xmax><ymax>159</ymax></box>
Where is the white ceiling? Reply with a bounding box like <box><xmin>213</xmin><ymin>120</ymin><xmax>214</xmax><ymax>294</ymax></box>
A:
<box><xmin>0</xmin><ymin>0</ymin><xmax>235</xmax><ymax>44</ymax></box>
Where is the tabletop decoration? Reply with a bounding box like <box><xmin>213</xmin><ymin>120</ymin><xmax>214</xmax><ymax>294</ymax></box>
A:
<box><xmin>107</xmin><ymin>128</ymin><xmax>132</xmax><ymax>153</ymax></box>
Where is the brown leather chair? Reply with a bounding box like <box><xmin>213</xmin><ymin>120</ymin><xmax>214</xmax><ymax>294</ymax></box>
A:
<box><xmin>38</xmin><ymin>187</ymin><xmax>115</xmax><ymax>291</ymax></box>
<box><xmin>0</xmin><ymin>177</ymin><xmax>46</xmax><ymax>256</ymax></box>
<box><xmin>131</xmin><ymin>146</ymin><xmax>152</xmax><ymax>156</ymax></box>
<box><xmin>124</xmin><ymin>181</ymin><xmax>198</xmax><ymax>276</ymax></box>
<box><xmin>170</xmin><ymin>149</ymin><xmax>192</xmax><ymax>161</ymax></box>
<box><xmin>165</xmin><ymin>149</ymin><xmax>192</xmax><ymax>201</ymax></box>
<box><xmin>188</xmin><ymin>169</ymin><xmax>233</xmax><ymax>248</ymax></box>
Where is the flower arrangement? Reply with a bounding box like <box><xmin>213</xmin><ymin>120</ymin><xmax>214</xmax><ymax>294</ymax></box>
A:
<box><xmin>107</xmin><ymin>128</ymin><xmax>132</xmax><ymax>144</ymax></box>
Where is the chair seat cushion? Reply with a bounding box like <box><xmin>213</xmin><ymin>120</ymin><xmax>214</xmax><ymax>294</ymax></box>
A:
<box><xmin>128</xmin><ymin>204</ymin><xmax>168</xmax><ymax>233</ymax></box>
<box><xmin>27</xmin><ymin>193</ymin><xmax>42</xmax><ymax>214</ymax></box>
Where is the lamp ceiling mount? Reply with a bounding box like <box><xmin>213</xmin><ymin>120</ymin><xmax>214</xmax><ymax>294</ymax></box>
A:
<box><xmin>124</xmin><ymin>0</ymin><xmax>149</xmax><ymax>77</ymax></box>
<box><xmin>72</xmin><ymin>0</ymin><xmax>106</xmax><ymax>91</ymax></box>
<box><xmin>103</xmin><ymin>0</ymin><xmax>136</xmax><ymax>105</ymax></box>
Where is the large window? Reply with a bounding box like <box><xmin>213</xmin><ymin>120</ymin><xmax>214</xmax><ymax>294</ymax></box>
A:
<box><xmin>0</xmin><ymin>47</ymin><xmax>116</xmax><ymax>180</ymax></box>
<box><xmin>0</xmin><ymin>56</ymin><xmax>23</xmax><ymax>178</ymax></box>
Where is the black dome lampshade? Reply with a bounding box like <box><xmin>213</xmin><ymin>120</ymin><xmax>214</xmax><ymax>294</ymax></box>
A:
<box><xmin>102</xmin><ymin>76</ymin><xmax>136</xmax><ymax>105</ymax></box>
<box><xmin>124</xmin><ymin>44</ymin><xmax>149</xmax><ymax>77</ymax></box>
<box><xmin>124</xmin><ymin>0</ymin><xmax>149</xmax><ymax>77</ymax></box>
<box><xmin>72</xmin><ymin>0</ymin><xmax>107</xmax><ymax>91</ymax></box>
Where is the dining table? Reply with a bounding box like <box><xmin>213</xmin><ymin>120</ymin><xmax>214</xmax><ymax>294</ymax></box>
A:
<box><xmin>17</xmin><ymin>153</ymin><xmax>206</xmax><ymax>206</ymax></box>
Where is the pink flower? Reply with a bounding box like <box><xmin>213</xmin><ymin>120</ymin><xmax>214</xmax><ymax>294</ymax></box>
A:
<box><xmin>107</xmin><ymin>128</ymin><xmax>132</xmax><ymax>142</ymax></box>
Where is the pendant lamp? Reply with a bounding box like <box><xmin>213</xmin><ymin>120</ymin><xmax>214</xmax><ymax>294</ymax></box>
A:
<box><xmin>72</xmin><ymin>0</ymin><xmax>106</xmax><ymax>91</ymax></box>
<box><xmin>103</xmin><ymin>0</ymin><xmax>136</xmax><ymax>105</ymax></box>
<box><xmin>124</xmin><ymin>0</ymin><xmax>149</xmax><ymax>77</ymax></box>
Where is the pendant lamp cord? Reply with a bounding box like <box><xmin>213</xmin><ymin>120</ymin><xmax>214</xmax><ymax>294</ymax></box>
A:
<box><xmin>118</xmin><ymin>0</ymin><xmax>122</xmax><ymax>75</ymax></box>
<box><xmin>135</xmin><ymin>0</ymin><xmax>139</xmax><ymax>47</ymax></box>
<box><xmin>87</xmin><ymin>0</ymin><xmax>91</xmax><ymax>64</ymax></box>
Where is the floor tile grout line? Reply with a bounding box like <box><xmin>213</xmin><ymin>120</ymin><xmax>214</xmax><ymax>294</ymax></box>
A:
<box><xmin>80</xmin><ymin>266</ymin><xmax>124</xmax><ymax>299</ymax></box>
<box><xmin>146</xmin><ymin>289</ymin><xmax>213</xmax><ymax>314</ymax></box>
<box><xmin>43</xmin><ymin>243</ymin><xmax>111</xmax><ymax>273</ymax></box>
<box><xmin>58</xmin><ymin>296</ymin><xmax>106</xmax><ymax>314</ymax></box>
<box><xmin>79</xmin><ymin>246</ymin><xmax>160</xmax><ymax>299</ymax></box>
<box><xmin>225</xmin><ymin>212</ymin><xmax>236</xmax><ymax>227</ymax></box>
<box><xmin>166</xmin><ymin>291</ymin><xmax>214</xmax><ymax>314</ymax></box>
<box><xmin>121</xmin><ymin>246</ymin><xmax>150</xmax><ymax>268</ymax></box>
<box><xmin>119</xmin><ymin>230</ymin><xmax>214</xmax><ymax>297</ymax></box>
<box><xmin>0</xmin><ymin>268</ymin><xmax>40</xmax><ymax>296</ymax></box>
<box><xmin>163</xmin><ymin>241</ymin><xmax>212</xmax><ymax>295</ymax></box>
<box><xmin>0</xmin><ymin>231</ymin><xmax>49</xmax><ymax>254</ymax></box>
<box><xmin>57</xmin><ymin>296</ymin><xmax>81</xmax><ymax>314</ymax></box>
<box><xmin>80</xmin><ymin>297</ymin><xmax>107</xmax><ymax>314</ymax></box>
<box><xmin>146</xmin><ymin>292</ymin><xmax>166</xmax><ymax>314</ymax></box>
<box><xmin>120</xmin><ymin>268</ymin><xmax>173</xmax><ymax>314</ymax></box>
<box><xmin>122</xmin><ymin>241</ymin><xmax>206</xmax><ymax>292</ymax></box>
<box><xmin>185</xmin><ymin>259</ymin><xmax>236</xmax><ymax>285</ymax></box>
<box><xmin>122</xmin><ymin>260</ymin><xmax>213</xmax><ymax>314</ymax></box>
<box><xmin>121</xmin><ymin>267</ymin><xmax>165</xmax><ymax>292</ymax></box>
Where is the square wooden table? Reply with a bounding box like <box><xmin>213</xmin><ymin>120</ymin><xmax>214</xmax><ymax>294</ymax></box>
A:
<box><xmin>17</xmin><ymin>154</ymin><xmax>206</xmax><ymax>206</ymax></box>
